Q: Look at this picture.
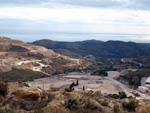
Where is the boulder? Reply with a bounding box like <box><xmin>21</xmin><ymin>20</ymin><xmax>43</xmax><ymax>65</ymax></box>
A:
<box><xmin>16</xmin><ymin>87</ymin><xmax>42</xmax><ymax>100</ymax></box>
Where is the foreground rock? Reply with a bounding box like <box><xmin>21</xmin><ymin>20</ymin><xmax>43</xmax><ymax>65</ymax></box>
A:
<box><xmin>16</xmin><ymin>87</ymin><xmax>42</xmax><ymax>100</ymax></box>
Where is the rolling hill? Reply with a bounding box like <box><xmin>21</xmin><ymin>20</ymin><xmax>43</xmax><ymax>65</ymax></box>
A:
<box><xmin>31</xmin><ymin>39</ymin><xmax>150</xmax><ymax>59</ymax></box>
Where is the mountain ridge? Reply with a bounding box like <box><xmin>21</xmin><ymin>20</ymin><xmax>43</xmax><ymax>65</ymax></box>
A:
<box><xmin>31</xmin><ymin>39</ymin><xmax>150</xmax><ymax>59</ymax></box>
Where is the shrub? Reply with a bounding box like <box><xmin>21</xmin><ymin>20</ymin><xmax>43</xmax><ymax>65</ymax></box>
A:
<box><xmin>91</xmin><ymin>70</ymin><xmax>108</xmax><ymax>76</ymax></box>
<box><xmin>84</xmin><ymin>99</ymin><xmax>103</xmax><ymax>112</ymax></box>
<box><xmin>111</xmin><ymin>92</ymin><xmax>127</xmax><ymax>99</ymax></box>
<box><xmin>66</xmin><ymin>96</ymin><xmax>81</xmax><ymax>111</ymax></box>
<box><xmin>2</xmin><ymin>100</ymin><xmax>8</xmax><ymax>106</ymax></box>
<box><xmin>33</xmin><ymin>109</ymin><xmax>44</xmax><ymax>113</ymax></box>
<box><xmin>100</xmin><ymin>101</ymin><xmax>108</xmax><ymax>106</ymax></box>
<box><xmin>122</xmin><ymin>99</ymin><xmax>138</xmax><ymax>111</ymax></box>
<box><xmin>0</xmin><ymin>94</ymin><xmax>4</xmax><ymax>102</ymax></box>
<box><xmin>136</xmin><ymin>105</ymin><xmax>150</xmax><ymax>113</ymax></box>
<box><xmin>113</xmin><ymin>105</ymin><xmax>120</xmax><ymax>113</ymax></box>
<box><xmin>118</xmin><ymin>92</ymin><xmax>127</xmax><ymax>99</ymax></box>
<box><xmin>0</xmin><ymin>80</ymin><xmax>8</xmax><ymax>96</ymax></box>
<box><xmin>0</xmin><ymin>108</ymin><xmax>12</xmax><ymax>113</ymax></box>
<box><xmin>10</xmin><ymin>92</ymin><xmax>54</xmax><ymax>111</ymax></box>
<box><xmin>111</xmin><ymin>94</ymin><xmax>119</xmax><ymax>99</ymax></box>
<box><xmin>24</xmin><ymin>83</ymin><xmax>29</xmax><ymax>87</ymax></box>
<box><xmin>49</xmin><ymin>85</ymin><xmax>60</xmax><ymax>92</ymax></box>
<box><xmin>127</xmin><ymin>96</ymin><xmax>133</xmax><ymax>99</ymax></box>
<box><xmin>65</xmin><ymin>88</ymin><xmax>73</xmax><ymax>92</ymax></box>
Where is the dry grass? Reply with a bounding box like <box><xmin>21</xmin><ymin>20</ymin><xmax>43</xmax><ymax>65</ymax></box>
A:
<box><xmin>49</xmin><ymin>85</ymin><xmax>60</xmax><ymax>92</ymax></box>
<box><xmin>136</xmin><ymin>105</ymin><xmax>150</xmax><ymax>113</ymax></box>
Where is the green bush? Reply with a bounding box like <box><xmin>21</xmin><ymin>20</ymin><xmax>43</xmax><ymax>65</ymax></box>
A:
<box><xmin>91</xmin><ymin>70</ymin><xmax>108</xmax><ymax>76</ymax></box>
<box><xmin>24</xmin><ymin>83</ymin><xmax>29</xmax><ymax>87</ymax></box>
<box><xmin>111</xmin><ymin>94</ymin><xmax>119</xmax><ymax>99</ymax></box>
<box><xmin>113</xmin><ymin>105</ymin><xmax>120</xmax><ymax>113</ymax></box>
<box><xmin>111</xmin><ymin>92</ymin><xmax>127</xmax><ymax>99</ymax></box>
<box><xmin>66</xmin><ymin>96</ymin><xmax>81</xmax><ymax>111</ymax></box>
<box><xmin>119</xmin><ymin>92</ymin><xmax>127</xmax><ymax>99</ymax></box>
<box><xmin>122</xmin><ymin>99</ymin><xmax>138</xmax><ymax>111</ymax></box>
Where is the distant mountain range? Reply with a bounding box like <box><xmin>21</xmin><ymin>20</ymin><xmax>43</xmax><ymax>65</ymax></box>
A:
<box><xmin>31</xmin><ymin>39</ymin><xmax>150</xmax><ymax>59</ymax></box>
<box><xmin>77</xmin><ymin>39</ymin><xmax>103</xmax><ymax>43</ymax></box>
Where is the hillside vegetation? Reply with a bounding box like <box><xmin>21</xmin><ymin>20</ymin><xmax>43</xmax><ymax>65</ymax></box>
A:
<box><xmin>32</xmin><ymin>39</ymin><xmax>150</xmax><ymax>59</ymax></box>
<box><xmin>119</xmin><ymin>69</ymin><xmax>150</xmax><ymax>87</ymax></box>
<box><xmin>0</xmin><ymin>68</ymin><xmax>47</xmax><ymax>82</ymax></box>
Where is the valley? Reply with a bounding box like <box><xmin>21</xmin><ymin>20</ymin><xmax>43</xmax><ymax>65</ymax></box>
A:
<box><xmin>1</xmin><ymin>37</ymin><xmax>150</xmax><ymax>113</ymax></box>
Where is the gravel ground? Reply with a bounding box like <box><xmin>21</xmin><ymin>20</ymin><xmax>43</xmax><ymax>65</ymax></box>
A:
<box><xmin>26</xmin><ymin>72</ymin><xmax>133</xmax><ymax>96</ymax></box>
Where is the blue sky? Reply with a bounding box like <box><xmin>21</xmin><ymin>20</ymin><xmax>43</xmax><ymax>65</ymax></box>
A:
<box><xmin>0</xmin><ymin>0</ymin><xmax>150</xmax><ymax>42</ymax></box>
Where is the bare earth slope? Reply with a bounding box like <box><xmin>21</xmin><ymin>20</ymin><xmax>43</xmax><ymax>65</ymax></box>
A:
<box><xmin>0</xmin><ymin>36</ymin><xmax>85</xmax><ymax>75</ymax></box>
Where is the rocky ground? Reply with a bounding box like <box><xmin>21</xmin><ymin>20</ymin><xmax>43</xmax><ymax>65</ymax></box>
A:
<box><xmin>0</xmin><ymin>80</ymin><xmax>150</xmax><ymax>113</ymax></box>
<box><xmin>27</xmin><ymin>72</ymin><xmax>133</xmax><ymax>97</ymax></box>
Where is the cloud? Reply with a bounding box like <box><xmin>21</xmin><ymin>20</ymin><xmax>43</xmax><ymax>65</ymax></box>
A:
<box><xmin>0</xmin><ymin>0</ymin><xmax>150</xmax><ymax>42</ymax></box>
<box><xmin>0</xmin><ymin>4</ymin><xmax>150</xmax><ymax>26</ymax></box>
<box><xmin>43</xmin><ymin>0</ymin><xmax>150</xmax><ymax>10</ymax></box>
<box><xmin>1</xmin><ymin>0</ymin><xmax>150</xmax><ymax>10</ymax></box>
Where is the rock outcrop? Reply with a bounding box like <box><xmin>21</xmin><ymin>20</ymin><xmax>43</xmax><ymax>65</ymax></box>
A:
<box><xmin>16</xmin><ymin>87</ymin><xmax>42</xmax><ymax>100</ymax></box>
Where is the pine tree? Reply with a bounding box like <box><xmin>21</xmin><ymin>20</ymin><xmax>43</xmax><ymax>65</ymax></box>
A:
<box><xmin>83</xmin><ymin>85</ymin><xmax>85</xmax><ymax>91</ymax></box>
<box><xmin>76</xmin><ymin>80</ymin><xmax>79</xmax><ymax>86</ymax></box>
<box><xmin>69</xmin><ymin>82</ymin><xmax>75</xmax><ymax>90</ymax></box>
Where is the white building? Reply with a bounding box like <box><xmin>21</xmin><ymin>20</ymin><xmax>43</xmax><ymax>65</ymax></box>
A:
<box><xmin>138</xmin><ymin>86</ymin><xmax>149</xmax><ymax>93</ymax></box>
<box><xmin>145</xmin><ymin>77</ymin><xmax>150</xmax><ymax>89</ymax></box>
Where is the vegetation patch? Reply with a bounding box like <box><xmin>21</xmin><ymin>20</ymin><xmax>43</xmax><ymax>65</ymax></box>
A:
<box><xmin>111</xmin><ymin>92</ymin><xmax>127</xmax><ymax>99</ymax></box>
<box><xmin>113</xmin><ymin>105</ymin><xmax>121</xmax><ymax>113</ymax></box>
<box><xmin>122</xmin><ymin>99</ymin><xmax>138</xmax><ymax>112</ymax></box>
<box><xmin>0</xmin><ymin>68</ymin><xmax>48</xmax><ymax>82</ymax></box>
<box><xmin>91</xmin><ymin>70</ymin><xmax>108</xmax><ymax>76</ymax></box>
<box><xmin>51</xmin><ymin>58</ymin><xmax>71</xmax><ymax>66</ymax></box>
<box><xmin>120</xmin><ymin>69</ymin><xmax>150</xmax><ymax>87</ymax></box>
<box><xmin>0</xmin><ymin>80</ymin><xmax>8</xmax><ymax>96</ymax></box>
<box><xmin>10</xmin><ymin>92</ymin><xmax>54</xmax><ymax>111</ymax></box>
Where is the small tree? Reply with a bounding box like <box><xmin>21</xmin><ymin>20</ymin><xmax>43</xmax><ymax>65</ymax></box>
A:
<box><xmin>69</xmin><ymin>82</ymin><xmax>75</xmax><ymax>90</ymax></box>
<box><xmin>0</xmin><ymin>80</ymin><xmax>8</xmax><ymax>96</ymax></box>
<box><xmin>83</xmin><ymin>85</ymin><xmax>85</xmax><ymax>91</ymax></box>
<box><xmin>75</xmin><ymin>80</ymin><xmax>79</xmax><ymax>86</ymax></box>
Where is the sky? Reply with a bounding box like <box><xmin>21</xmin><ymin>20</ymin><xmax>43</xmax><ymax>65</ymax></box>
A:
<box><xmin>0</xmin><ymin>0</ymin><xmax>150</xmax><ymax>43</ymax></box>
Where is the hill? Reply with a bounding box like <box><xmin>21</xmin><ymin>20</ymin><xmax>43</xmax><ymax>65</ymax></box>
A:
<box><xmin>31</xmin><ymin>39</ymin><xmax>150</xmax><ymax>59</ymax></box>
<box><xmin>0</xmin><ymin>36</ymin><xmax>87</xmax><ymax>80</ymax></box>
